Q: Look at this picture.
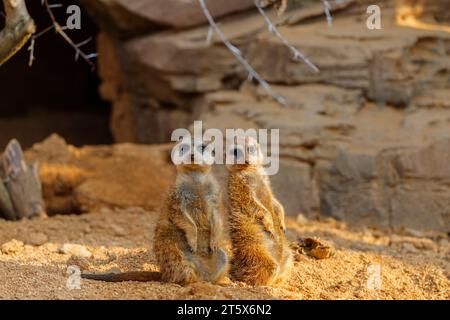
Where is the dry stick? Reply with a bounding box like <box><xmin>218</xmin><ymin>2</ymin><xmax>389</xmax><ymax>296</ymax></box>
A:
<box><xmin>0</xmin><ymin>0</ymin><xmax>36</xmax><ymax>66</ymax></box>
<box><xmin>198</xmin><ymin>0</ymin><xmax>288</xmax><ymax>105</ymax></box>
<box><xmin>254</xmin><ymin>0</ymin><xmax>319</xmax><ymax>73</ymax></box>
<box><xmin>322</xmin><ymin>0</ymin><xmax>333</xmax><ymax>26</ymax></box>
<box><xmin>28</xmin><ymin>24</ymin><xmax>54</xmax><ymax>66</ymax></box>
<box><xmin>42</xmin><ymin>0</ymin><xmax>97</xmax><ymax>70</ymax></box>
<box><xmin>196</xmin><ymin>0</ymin><xmax>336</xmax><ymax>105</ymax></box>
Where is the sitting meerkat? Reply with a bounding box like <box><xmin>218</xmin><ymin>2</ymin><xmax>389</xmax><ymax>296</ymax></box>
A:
<box><xmin>226</xmin><ymin>136</ymin><xmax>292</xmax><ymax>286</ymax></box>
<box><xmin>154</xmin><ymin>138</ymin><xmax>228</xmax><ymax>285</ymax></box>
<box><xmin>82</xmin><ymin>138</ymin><xmax>228</xmax><ymax>285</ymax></box>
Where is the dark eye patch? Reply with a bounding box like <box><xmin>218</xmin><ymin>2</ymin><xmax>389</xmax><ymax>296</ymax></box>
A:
<box><xmin>232</xmin><ymin>148</ymin><xmax>244</xmax><ymax>160</ymax></box>
<box><xmin>248</xmin><ymin>145</ymin><xmax>256</xmax><ymax>155</ymax></box>
<box><xmin>179</xmin><ymin>143</ymin><xmax>190</xmax><ymax>156</ymax></box>
<box><xmin>197</xmin><ymin>144</ymin><xmax>207</xmax><ymax>154</ymax></box>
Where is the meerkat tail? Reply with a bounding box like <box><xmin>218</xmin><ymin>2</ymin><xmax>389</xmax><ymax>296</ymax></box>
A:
<box><xmin>81</xmin><ymin>271</ymin><xmax>161</xmax><ymax>282</ymax></box>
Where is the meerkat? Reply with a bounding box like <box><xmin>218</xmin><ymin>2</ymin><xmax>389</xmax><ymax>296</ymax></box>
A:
<box><xmin>226</xmin><ymin>136</ymin><xmax>292</xmax><ymax>286</ymax></box>
<box><xmin>82</xmin><ymin>138</ymin><xmax>228</xmax><ymax>285</ymax></box>
<box><xmin>153</xmin><ymin>138</ymin><xmax>228</xmax><ymax>284</ymax></box>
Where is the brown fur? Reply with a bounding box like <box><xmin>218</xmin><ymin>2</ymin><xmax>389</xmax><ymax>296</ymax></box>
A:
<box><xmin>154</xmin><ymin>140</ymin><xmax>229</xmax><ymax>285</ymax></box>
<box><xmin>227</xmin><ymin>137</ymin><xmax>292</xmax><ymax>286</ymax></box>
<box><xmin>82</xmin><ymin>140</ymin><xmax>228</xmax><ymax>285</ymax></box>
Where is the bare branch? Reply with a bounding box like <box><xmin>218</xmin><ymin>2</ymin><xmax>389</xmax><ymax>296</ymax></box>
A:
<box><xmin>198</xmin><ymin>0</ymin><xmax>288</xmax><ymax>105</ymax></box>
<box><xmin>322</xmin><ymin>0</ymin><xmax>333</xmax><ymax>26</ymax></box>
<box><xmin>0</xmin><ymin>0</ymin><xmax>36</xmax><ymax>66</ymax></box>
<box><xmin>42</xmin><ymin>0</ymin><xmax>96</xmax><ymax>70</ymax></box>
<box><xmin>255</xmin><ymin>0</ymin><xmax>319</xmax><ymax>73</ymax></box>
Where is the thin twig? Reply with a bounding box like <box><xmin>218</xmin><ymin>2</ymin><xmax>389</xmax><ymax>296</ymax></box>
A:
<box><xmin>255</xmin><ymin>0</ymin><xmax>319</xmax><ymax>73</ymax></box>
<box><xmin>27</xmin><ymin>37</ymin><xmax>35</xmax><ymax>66</ymax></box>
<box><xmin>42</xmin><ymin>0</ymin><xmax>96</xmax><ymax>70</ymax></box>
<box><xmin>322</xmin><ymin>0</ymin><xmax>332</xmax><ymax>26</ymax></box>
<box><xmin>194</xmin><ymin>0</ymin><xmax>341</xmax><ymax>105</ymax></box>
<box><xmin>198</xmin><ymin>0</ymin><xmax>287</xmax><ymax>105</ymax></box>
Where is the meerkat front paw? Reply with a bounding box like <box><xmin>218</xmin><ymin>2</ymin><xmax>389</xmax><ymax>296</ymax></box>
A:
<box><xmin>187</xmin><ymin>235</ymin><xmax>198</xmax><ymax>253</ymax></box>
<box><xmin>209</xmin><ymin>238</ymin><xmax>220</xmax><ymax>252</ymax></box>
<box><xmin>261</xmin><ymin>216</ymin><xmax>276</xmax><ymax>238</ymax></box>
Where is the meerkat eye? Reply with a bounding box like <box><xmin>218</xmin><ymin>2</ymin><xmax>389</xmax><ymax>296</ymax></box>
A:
<box><xmin>197</xmin><ymin>144</ymin><xmax>207</xmax><ymax>154</ymax></box>
<box><xmin>232</xmin><ymin>148</ymin><xmax>243</xmax><ymax>160</ymax></box>
<box><xmin>179</xmin><ymin>143</ymin><xmax>190</xmax><ymax>156</ymax></box>
<box><xmin>248</xmin><ymin>145</ymin><xmax>256</xmax><ymax>155</ymax></box>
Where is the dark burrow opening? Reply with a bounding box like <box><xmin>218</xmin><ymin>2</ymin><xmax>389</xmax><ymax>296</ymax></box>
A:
<box><xmin>0</xmin><ymin>0</ymin><xmax>112</xmax><ymax>150</ymax></box>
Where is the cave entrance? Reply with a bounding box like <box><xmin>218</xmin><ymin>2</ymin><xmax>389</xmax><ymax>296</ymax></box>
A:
<box><xmin>0</xmin><ymin>0</ymin><xmax>112</xmax><ymax>149</ymax></box>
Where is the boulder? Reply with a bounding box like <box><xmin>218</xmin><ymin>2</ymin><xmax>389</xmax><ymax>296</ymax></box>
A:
<box><xmin>81</xmin><ymin>0</ymin><xmax>256</xmax><ymax>37</ymax></box>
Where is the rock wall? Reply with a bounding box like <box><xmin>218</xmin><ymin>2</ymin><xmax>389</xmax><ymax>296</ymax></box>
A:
<box><xmin>82</xmin><ymin>0</ymin><xmax>450</xmax><ymax>231</ymax></box>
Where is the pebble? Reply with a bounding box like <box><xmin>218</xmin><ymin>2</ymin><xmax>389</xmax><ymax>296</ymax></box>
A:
<box><xmin>403</xmin><ymin>228</ymin><xmax>425</xmax><ymax>238</ymax></box>
<box><xmin>67</xmin><ymin>255</ymin><xmax>90</xmax><ymax>269</ymax></box>
<box><xmin>1</xmin><ymin>239</ymin><xmax>25</xmax><ymax>255</ymax></box>
<box><xmin>402</xmin><ymin>243</ymin><xmax>419</xmax><ymax>253</ymax></box>
<box><xmin>296</xmin><ymin>214</ymin><xmax>308</xmax><ymax>225</ymax></box>
<box><xmin>59</xmin><ymin>243</ymin><xmax>92</xmax><ymax>258</ymax></box>
<box><xmin>23</xmin><ymin>232</ymin><xmax>48</xmax><ymax>246</ymax></box>
<box><xmin>110</xmin><ymin>224</ymin><xmax>127</xmax><ymax>237</ymax></box>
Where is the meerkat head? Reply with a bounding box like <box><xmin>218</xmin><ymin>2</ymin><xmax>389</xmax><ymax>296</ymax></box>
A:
<box><xmin>172</xmin><ymin>138</ymin><xmax>215</xmax><ymax>174</ymax></box>
<box><xmin>226</xmin><ymin>136</ymin><xmax>264</xmax><ymax>172</ymax></box>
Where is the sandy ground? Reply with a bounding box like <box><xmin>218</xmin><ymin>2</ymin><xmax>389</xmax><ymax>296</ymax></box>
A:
<box><xmin>0</xmin><ymin>208</ymin><xmax>448</xmax><ymax>300</ymax></box>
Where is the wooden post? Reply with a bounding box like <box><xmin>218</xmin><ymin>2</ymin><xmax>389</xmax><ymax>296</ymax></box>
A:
<box><xmin>0</xmin><ymin>179</ymin><xmax>15</xmax><ymax>220</ymax></box>
<box><xmin>0</xmin><ymin>139</ymin><xmax>46</xmax><ymax>220</ymax></box>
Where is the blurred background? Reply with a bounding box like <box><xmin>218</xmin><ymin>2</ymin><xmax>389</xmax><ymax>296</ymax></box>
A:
<box><xmin>0</xmin><ymin>0</ymin><xmax>449</xmax><ymax>231</ymax></box>
<box><xmin>0</xmin><ymin>0</ymin><xmax>111</xmax><ymax>147</ymax></box>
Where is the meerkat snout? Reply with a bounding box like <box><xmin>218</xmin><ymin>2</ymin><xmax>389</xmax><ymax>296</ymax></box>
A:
<box><xmin>172</xmin><ymin>138</ymin><xmax>216</xmax><ymax>174</ymax></box>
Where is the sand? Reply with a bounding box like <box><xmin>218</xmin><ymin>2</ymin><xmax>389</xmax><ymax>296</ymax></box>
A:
<box><xmin>0</xmin><ymin>208</ymin><xmax>448</xmax><ymax>300</ymax></box>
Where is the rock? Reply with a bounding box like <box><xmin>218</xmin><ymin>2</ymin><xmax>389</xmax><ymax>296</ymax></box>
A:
<box><xmin>318</xmin><ymin>148</ymin><xmax>390</xmax><ymax>228</ymax></box>
<box><xmin>1</xmin><ymin>240</ymin><xmax>25</xmax><ymax>255</ymax></box>
<box><xmin>23</xmin><ymin>232</ymin><xmax>48</xmax><ymax>246</ymax></box>
<box><xmin>296</xmin><ymin>214</ymin><xmax>308</xmax><ymax>225</ymax></box>
<box><xmin>318</xmin><ymin>139</ymin><xmax>450</xmax><ymax>231</ymax></box>
<box><xmin>59</xmin><ymin>244</ymin><xmax>92</xmax><ymax>258</ymax></box>
<box><xmin>271</xmin><ymin>159</ymin><xmax>319</xmax><ymax>216</ymax></box>
<box><xmin>390</xmin><ymin>234</ymin><xmax>439</xmax><ymax>252</ymax></box>
<box><xmin>401</xmin><ymin>243</ymin><xmax>419</xmax><ymax>254</ymax></box>
<box><xmin>73</xmin><ymin>143</ymin><xmax>175</xmax><ymax>211</ymax></box>
<box><xmin>67</xmin><ymin>255</ymin><xmax>91</xmax><ymax>270</ymax></box>
<box><xmin>81</xmin><ymin>0</ymin><xmax>256</xmax><ymax>37</ymax></box>
<box><xmin>28</xmin><ymin>134</ymin><xmax>74</xmax><ymax>163</ymax></box>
